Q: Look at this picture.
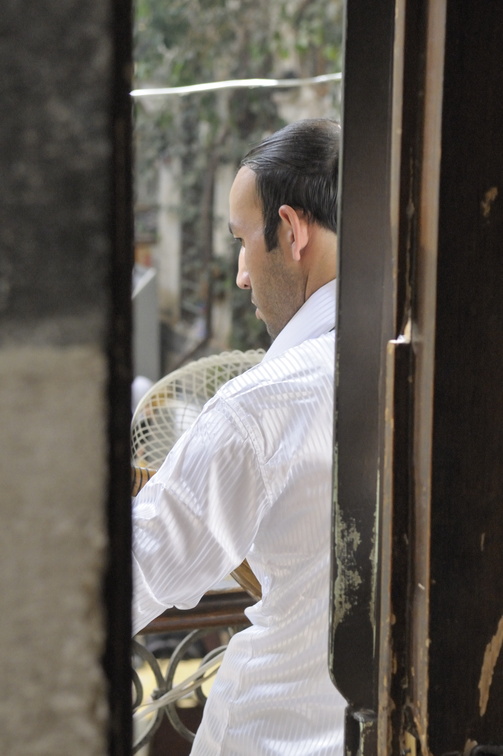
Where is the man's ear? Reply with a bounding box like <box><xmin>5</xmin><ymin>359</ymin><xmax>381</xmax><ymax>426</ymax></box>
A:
<box><xmin>278</xmin><ymin>205</ymin><xmax>309</xmax><ymax>262</ymax></box>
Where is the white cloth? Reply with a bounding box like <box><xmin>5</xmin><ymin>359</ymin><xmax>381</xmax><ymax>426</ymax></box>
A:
<box><xmin>132</xmin><ymin>279</ymin><xmax>346</xmax><ymax>754</ymax></box>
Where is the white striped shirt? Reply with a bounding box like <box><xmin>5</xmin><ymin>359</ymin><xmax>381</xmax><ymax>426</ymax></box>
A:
<box><xmin>132</xmin><ymin>279</ymin><xmax>346</xmax><ymax>754</ymax></box>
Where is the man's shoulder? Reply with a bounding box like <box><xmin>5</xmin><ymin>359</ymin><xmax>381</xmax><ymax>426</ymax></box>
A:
<box><xmin>218</xmin><ymin>331</ymin><xmax>335</xmax><ymax>402</ymax></box>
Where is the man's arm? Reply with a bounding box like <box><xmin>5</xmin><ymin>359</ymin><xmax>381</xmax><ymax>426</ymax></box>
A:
<box><xmin>131</xmin><ymin>399</ymin><xmax>270</xmax><ymax>634</ymax></box>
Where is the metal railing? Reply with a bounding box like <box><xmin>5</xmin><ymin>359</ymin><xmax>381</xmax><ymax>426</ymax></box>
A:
<box><xmin>132</xmin><ymin>589</ymin><xmax>254</xmax><ymax>752</ymax></box>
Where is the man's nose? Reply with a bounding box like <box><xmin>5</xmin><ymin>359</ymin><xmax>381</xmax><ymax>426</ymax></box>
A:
<box><xmin>236</xmin><ymin>248</ymin><xmax>251</xmax><ymax>289</ymax></box>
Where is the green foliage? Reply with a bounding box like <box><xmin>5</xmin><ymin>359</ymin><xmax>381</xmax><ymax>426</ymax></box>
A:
<box><xmin>133</xmin><ymin>0</ymin><xmax>343</xmax><ymax>185</ymax></box>
<box><xmin>133</xmin><ymin>0</ymin><xmax>343</xmax><ymax>354</ymax></box>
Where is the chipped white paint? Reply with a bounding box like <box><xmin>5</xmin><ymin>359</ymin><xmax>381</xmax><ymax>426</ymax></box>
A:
<box><xmin>463</xmin><ymin>739</ymin><xmax>478</xmax><ymax>756</ymax></box>
<box><xmin>480</xmin><ymin>186</ymin><xmax>499</xmax><ymax>219</ymax></box>
<box><xmin>333</xmin><ymin>514</ymin><xmax>363</xmax><ymax>623</ymax></box>
<box><xmin>478</xmin><ymin>614</ymin><xmax>503</xmax><ymax>717</ymax></box>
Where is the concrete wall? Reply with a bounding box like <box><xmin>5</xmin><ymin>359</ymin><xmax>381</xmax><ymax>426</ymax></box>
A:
<box><xmin>0</xmin><ymin>2</ymin><xmax>132</xmax><ymax>753</ymax></box>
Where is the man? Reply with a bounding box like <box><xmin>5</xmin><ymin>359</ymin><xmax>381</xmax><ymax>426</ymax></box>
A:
<box><xmin>132</xmin><ymin>118</ymin><xmax>346</xmax><ymax>754</ymax></box>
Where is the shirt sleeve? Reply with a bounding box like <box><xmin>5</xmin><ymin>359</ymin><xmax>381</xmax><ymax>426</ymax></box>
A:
<box><xmin>131</xmin><ymin>396</ymin><xmax>271</xmax><ymax>635</ymax></box>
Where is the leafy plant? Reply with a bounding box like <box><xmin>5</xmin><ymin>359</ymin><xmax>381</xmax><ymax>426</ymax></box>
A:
<box><xmin>133</xmin><ymin>0</ymin><xmax>342</xmax><ymax>356</ymax></box>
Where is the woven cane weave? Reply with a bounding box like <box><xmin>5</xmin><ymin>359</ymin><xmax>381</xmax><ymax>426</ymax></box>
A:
<box><xmin>131</xmin><ymin>349</ymin><xmax>265</xmax><ymax>470</ymax></box>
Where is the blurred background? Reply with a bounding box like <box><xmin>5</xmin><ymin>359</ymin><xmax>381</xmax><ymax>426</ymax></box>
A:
<box><xmin>132</xmin><ymin>0</ymin><xmax>343</xmax><ymax>383</ymax></box>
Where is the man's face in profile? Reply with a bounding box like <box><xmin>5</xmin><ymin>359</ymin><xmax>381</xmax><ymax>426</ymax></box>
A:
<box><xmin>229</xmin><ymin>166</ymin><xmax>305</xmax><ymax>340</ymax></box>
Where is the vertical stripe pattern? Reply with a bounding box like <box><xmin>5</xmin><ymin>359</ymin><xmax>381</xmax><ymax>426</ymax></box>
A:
<box><xmin>132</xmin><ymin>281</ymin><xmax>346</xmax><ymax>754</ymax></box>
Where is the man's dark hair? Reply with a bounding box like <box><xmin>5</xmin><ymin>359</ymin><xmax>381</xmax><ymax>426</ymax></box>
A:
<box><xmin>241</xmin><ymin>118</ymin><xmax>340</xmax><ymax>251</ymax></box>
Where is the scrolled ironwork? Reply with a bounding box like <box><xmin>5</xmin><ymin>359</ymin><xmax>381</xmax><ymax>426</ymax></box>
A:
<box><xmin>163</xmin><ymin>628</ymin><xmax>236</xmax><ymax>742</ymax></box>
<box><xmin>132</xmin><ymin>638</ymin><xmax>169</xmax><ymax>753</ymax></box>
<box><xmin>132</xmin><ymin>626</ymin><xmax>240</xmax><ymax>751</ymax></box>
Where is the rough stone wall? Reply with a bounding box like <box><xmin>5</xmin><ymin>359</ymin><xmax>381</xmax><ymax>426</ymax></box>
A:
<box><xmin>0</xmin><ymin>349</ymin><xmax>108</xmax><ymax>754</ymax></box>
<box><xmin>0</xmin><ymin>1</ymin><xmax>131</xmax><ymax>753</ymax></box>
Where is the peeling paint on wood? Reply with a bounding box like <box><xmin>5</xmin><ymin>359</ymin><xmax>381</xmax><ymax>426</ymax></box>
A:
<box><xmin>333</xmin><ymin>516</ymin><xmax>363</xmax><ymax>623</ymax></box>
<box><xmin>478</xmin><ymin>615</ymin><xmax>503</xmax><ymax>717</ymax></box>
<box><xmin>481</xmin><ymin>186</ymin><xmax>498</xmax><ymax>219</ymax></box>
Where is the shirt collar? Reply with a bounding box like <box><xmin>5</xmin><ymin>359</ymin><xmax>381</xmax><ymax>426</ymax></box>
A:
<box><xmin>262</xmin><ymin>279</ymin><xmax>337</xmax><ymax>363</ymax></box>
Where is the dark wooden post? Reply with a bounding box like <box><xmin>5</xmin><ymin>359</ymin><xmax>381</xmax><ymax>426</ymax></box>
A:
<box><xmin>332</xmin><ymin>1</ymin><xmax>503</xmax><ymax>753</ymax></box>
<box><xmin>329</xmin><ymin>0</ymin><xmax>396</xmax><ymax>751</ymax></box>
<box><xmin>423</xmin><ymin>2</ymin><xmax>503</xmax><ymax>752</ymax></box>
